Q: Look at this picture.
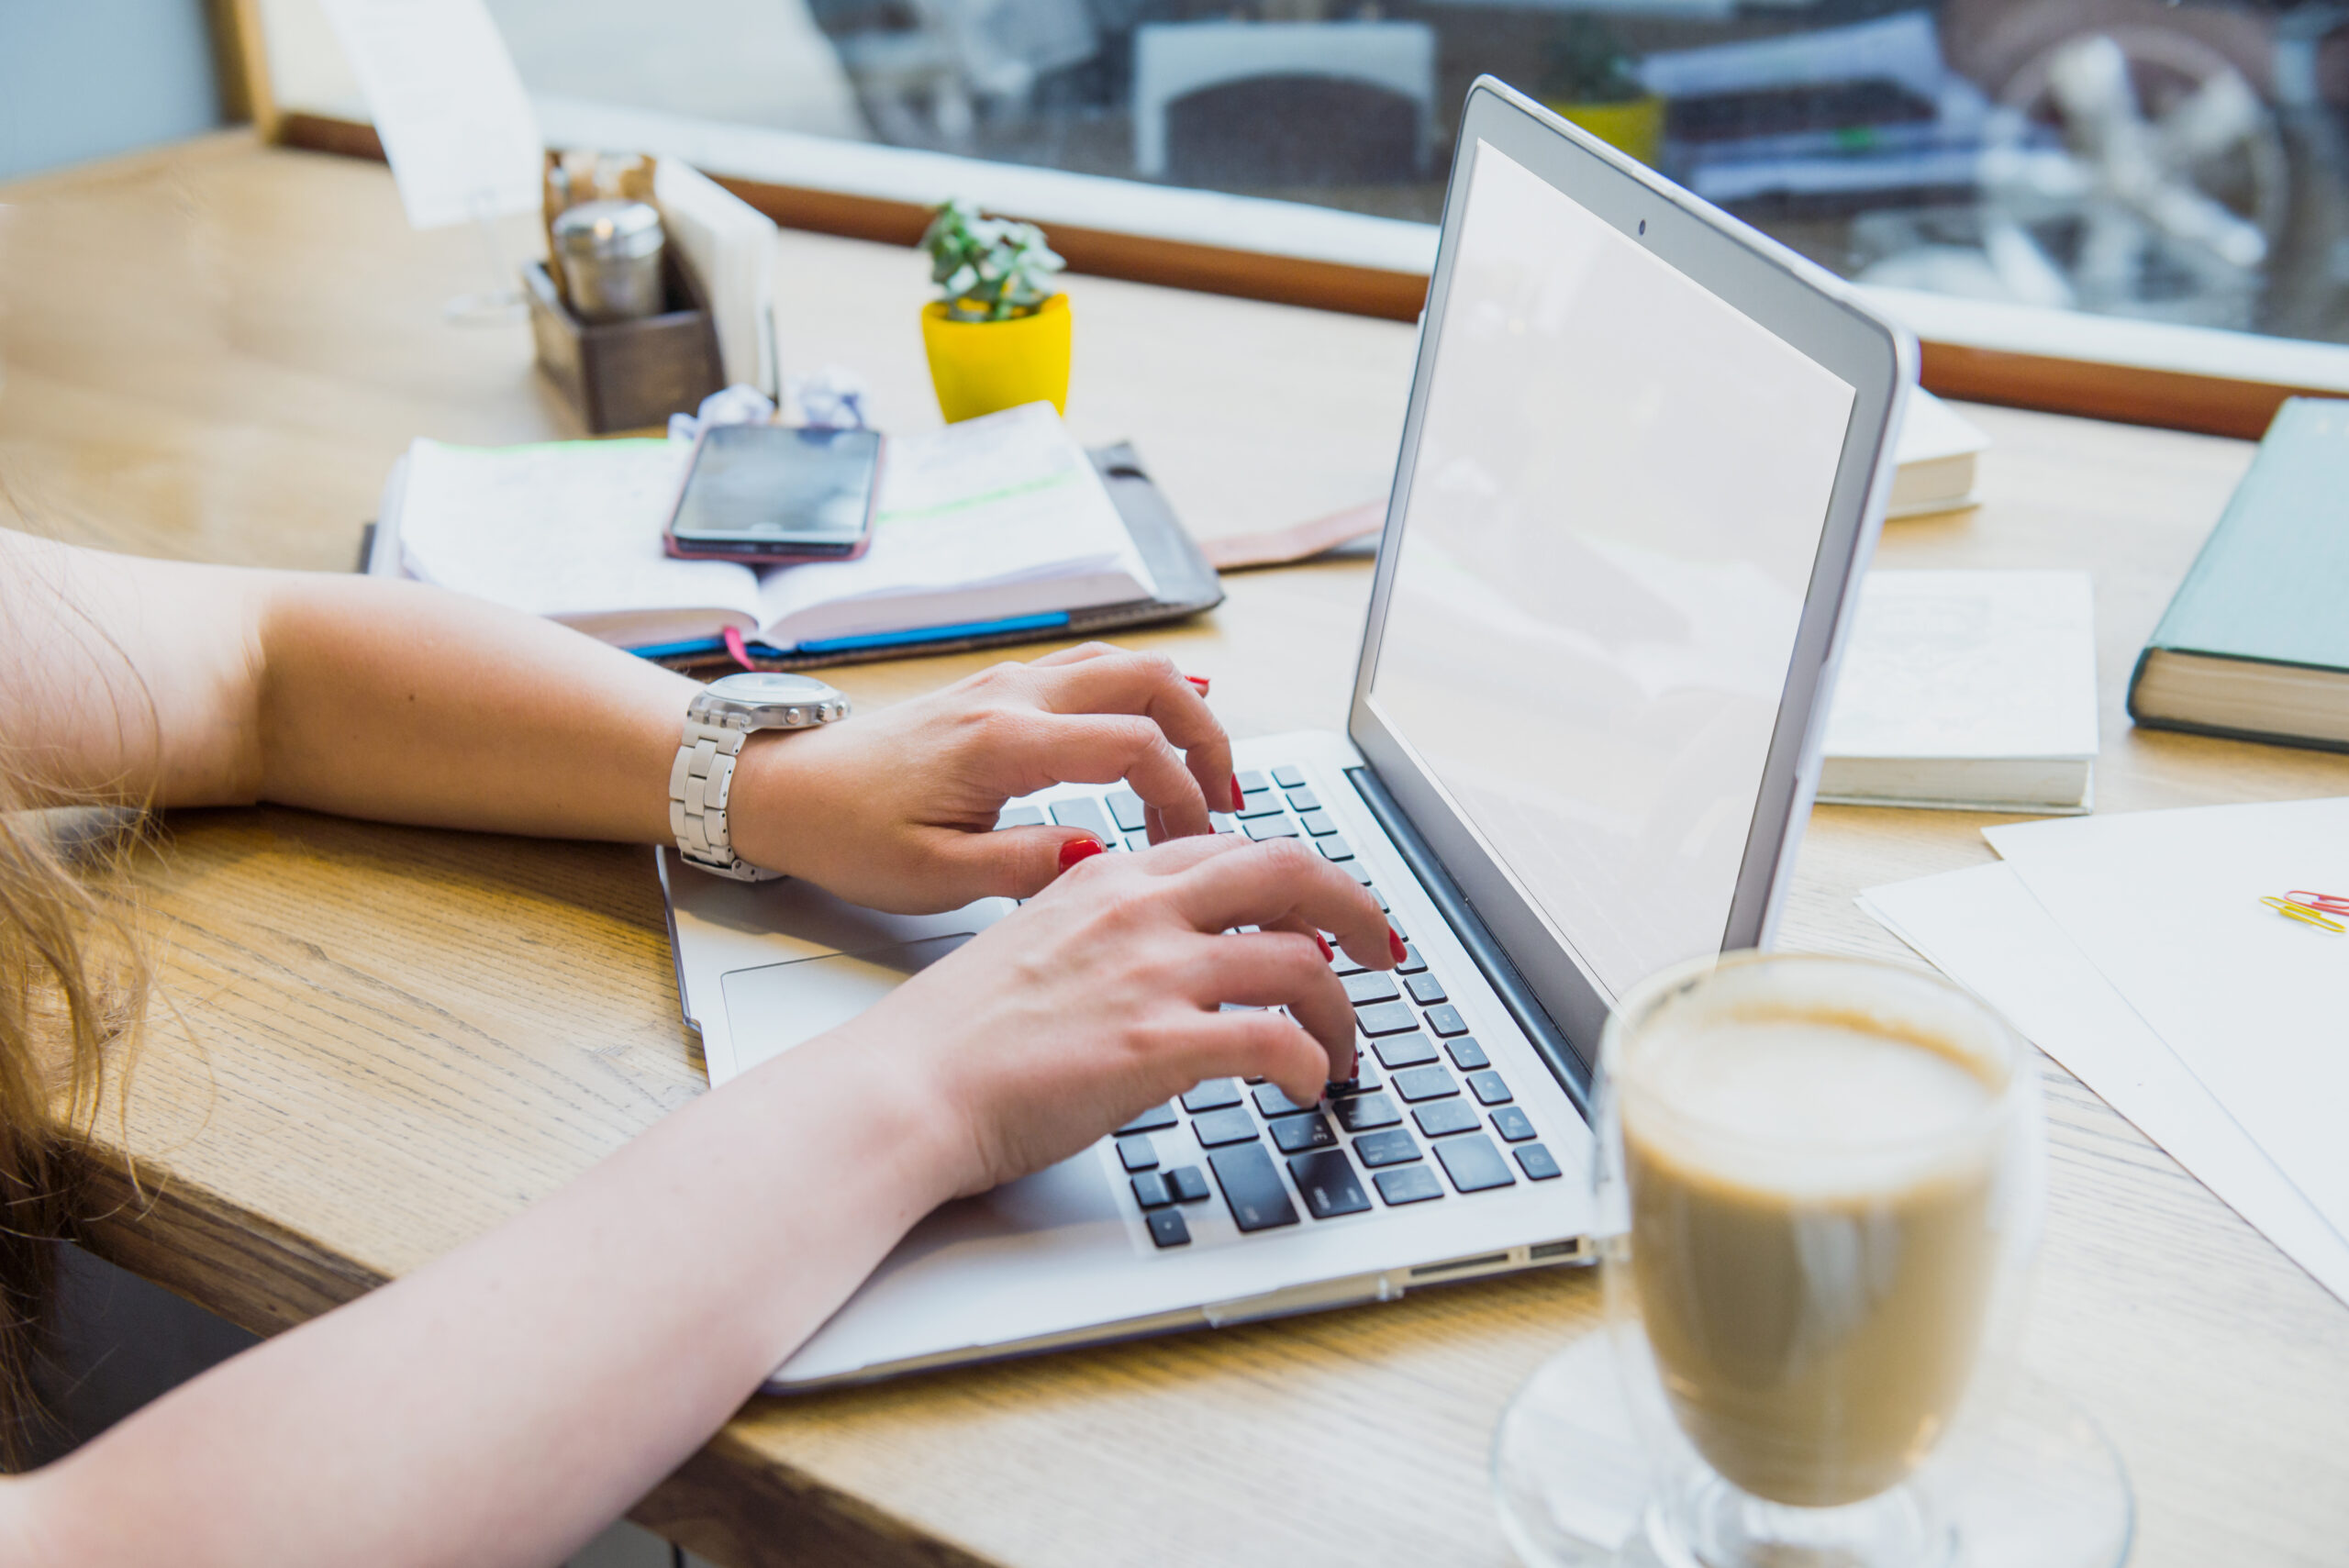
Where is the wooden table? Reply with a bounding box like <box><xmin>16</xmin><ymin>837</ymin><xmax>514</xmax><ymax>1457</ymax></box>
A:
<box><xmin>6</xmin><ymin>133</ymin><xmax>2346</xmax><ymax>1568</ymax></box>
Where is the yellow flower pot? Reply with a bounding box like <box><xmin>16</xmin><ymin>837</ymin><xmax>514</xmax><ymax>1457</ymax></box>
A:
<box><xmin>919</xmin><ymin>294</ymin><xmax>1072</xmax><ymax>423</ymax></box>
<box><xmin>1548</xmin><ymin>95</ymin><xmax>1664</xmax><ymax>168</ymax></box>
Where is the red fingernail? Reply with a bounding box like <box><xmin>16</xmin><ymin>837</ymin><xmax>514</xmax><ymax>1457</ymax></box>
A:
<box><xmin>1186</xmin><ymin>674</ymin><xmax>1211</xmax><ymax>695</ymax></box>
<box><xmin>1388</xmin><ymin>929</ymin><xmax>1407</xmax><ymax>964</ymax></box>
<box><xmin>1058</xmin><ymin>837</ymin><xmax>1105</xmax><ymax>872</ymax></box>
<box><xmin>1230</xmin><ymin>778</ymin><xmax>1246</xmax><ymax>811</ymax></box>
<box><xmin>1315</xmin><ymin>933</ymin><xmax>1333</xmax><ymax>961</ymax></box>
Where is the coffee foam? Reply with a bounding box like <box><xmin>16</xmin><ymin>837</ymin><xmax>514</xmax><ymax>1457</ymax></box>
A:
<box><xmin>1620</xmin><ymin>1008</ymin><xmax>2005</xmax><ymax>1205</ymax></box>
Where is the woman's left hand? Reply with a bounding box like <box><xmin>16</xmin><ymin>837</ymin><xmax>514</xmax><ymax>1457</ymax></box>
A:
<box><xmin>727</xmin><ymin>643</ymin><xmax>1240</xmax><ymax>913</ymax></box>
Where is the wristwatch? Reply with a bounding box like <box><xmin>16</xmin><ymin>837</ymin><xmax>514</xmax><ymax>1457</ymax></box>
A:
<box><xmin>669</xmin><ymin>672</ymin><xmax>851</xmax><ymax>880</ymax></box>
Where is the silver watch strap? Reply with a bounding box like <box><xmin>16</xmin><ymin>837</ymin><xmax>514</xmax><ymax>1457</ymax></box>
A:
<box><xmin>668</xmin><ymin>717</ymin><xmax>778</xmax><ymax>881</ymax></box>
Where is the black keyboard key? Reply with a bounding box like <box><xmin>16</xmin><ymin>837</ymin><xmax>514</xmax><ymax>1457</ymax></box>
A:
<box><xmin>1271</xmin><ymin>765</ymin><xmax>1308</xmax><ymax>789</ymax></box>
<box><xmin>1353</xmin><ymin>1128</ymin><xmax>1421</xmax><ymax>1167</ymax></box>
<box><xmin>1392</xmin><ymin>1064</ymin><xmax>1459</xmax><ymax>1102</ymax></box>
<box><xmin>1395</xmin><ymin>943</ymin><xmax>1427</xmax><ymax>974</ymax></box>
<box><xmin>996</xmin><ymin>804</ymin><xmax>1045</xmax><ymax>828</ymax></box>
<box><xmin>1354</xmin><ymin>1001</ymin><xmax>1418</xmax><ymax>1037</ymax></box>
<box><xmin>1445</xmin><ymin>1036</ymin><xmax>1490</xmax><ymax>1071</ymax></box>
<box><xmin>1117</xmin><ymin>1135</ymin><xmax>1159</xmax><ymax>1172</ymax></box>
<box><xmin>1165</xmin><ymin>1164</ymin><xmax>1211</xmax><ymax>1203</ymax></box>
<box><xmin>1270</xmin><ymin>1113</ymin><xmax>1337</xmax><ymax>1154</ymax></box>
<box><xmin>1130</xmin><ymin>1171</ymin><xmax>1173</xmax><ymax>1208</ymax></box>
<box><xmin>1467</xmin><ymin>1071</ymin><xmax>1513</xmax><ymax>1106</ymax></box>
<box><xmin>1106</xmin><ymin>789</ymin><xmax>1146</xmax><ymax>832</ymax></box>
<box><xmin>1404</xmin><ymin>973</ymin><xmax>1447</xmax><ymax>1006</ymax></box>
<box><xmin>1424</xmin><ymin>1004</ymin><xmax>1469</xmax><ymax>1037</ymax></box>
<box><xmin>1252</xmin><ymin>1083</ymin><xmax>1314</xmax><ymax>1118</ymax></box>
<box><xmin>1117</xmin><ymin>1102</ymin><xmax>1179</xmax><ymax>1135</ymax></box>
<box><xmin>1050</xmin><ymin>796</ymin><xmax>1114</xmax><ymax>840</ymax></box>
<box><xmin>1236</xmin><ymin>795</ymin><xmax>1289</xmax><ymax>820</ymax></box>
<box><xmin>1515</xmin><ymin>1143</ymin><xmax>1563</xmax><ymax>1181</ymax></box>
<box><xmin>1414</xmin><ymin>1100</ymin><xmax>1481</xmax><ymax>1138</ymax></box>
<box><xmin>1286</xmin><ymin>786</ymin><xmax>1321</xmax><ymax>812</ymax></box>
<box><xmin>1318</xmin><ymin>835</ymin><xmax>1354</xmax><ymax>863</ymax></box>
<box><xmin>1333</xmin><ymin>1092</ymin><xmax>1402</xmax><ymax>1132</ymax></box>
<box><xmin>1342</xmin><ymin>971</ymin><xmax>1400</xmax><ymax>1006</ymax></box>
<box><xmin>1490</xmin><ymin>1106</ymin><xmax>1537</xmax><ymax>1142</ymax></box>
<box><xmin>1235</xmin><ymin>770</ymin><xmax>1269</xmax><ymax>795</ymax></box>
<box><xmin>1331</xmin><ymin>946</ymin><xmax>1368</xmax><ymax>975</ymax></box>
<box><xmin>1243</xmin><ymin>816</ymin><xmax>1299</xmax><ymax>840</ymax></box>
<box><xmin>1435</xmin><ymin>1133</ymin><xmax>1517</xmax><ymax>1193</ymax></box>
<box><xmin>1297</xmin><ymin>809</ymin><xmax>1337</xmax><ymax>838</ymax></box>
<box><xmin>1192</xmin><ymin>1106</ymin><xmax>1258</xmax><ymax>1147</ymax></box>
<box><xmin>1181</xmin><ymin>1079</ymin><xmax>1243</xmax><ymax>1113</ymax></box>
<box><xmin>1288</xmin><ymin>1150</ymin><xmax>1371</xmax><ymax>1218</ymax></box>
<box><xmin>1371</xmin><ymin>1031</ymin><xmax>1438</xmax><ymax>1070</ymax></box>
<box><xmin>1147</xmin><ymin>1208</ymin><xmax>1192</xmax><ymax>1247</ymax></box>
<box><xmin>1375</xmin><ymin>1166</ymin><xmax>1443</xmax><ymax>1207</ymax></box>
<box><xmin>1326</xmin><ymin>1068</ymin><xmax>1382</xmax><ymax>1096</ymax></box>
<box><xmin>1209</xmin><ymin>1144</ymin><xmax>1299</xmax><ymax>1230</ymax></box>
<box><xmin>1341</xmin><ymin>862</ymin><xmax>1374</xmax><ymax>885</ymax></box>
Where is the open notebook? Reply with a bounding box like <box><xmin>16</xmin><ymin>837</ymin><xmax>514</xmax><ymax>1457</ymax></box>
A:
<box><xmin>365</xmin><ymin>403</ymin><xmax>1221</xmax><ymax>664</ymax></box>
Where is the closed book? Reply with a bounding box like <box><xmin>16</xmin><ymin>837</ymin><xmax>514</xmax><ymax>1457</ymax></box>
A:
<box><xmin>1819</xmin><ymin>570</ymin><xmax>2098</xmax><ymax>814</ymax></box>
<box><xmin>2128</xmin><ymin>397</ymin><xmax>2349</xmax><ymax>751</ymax></box>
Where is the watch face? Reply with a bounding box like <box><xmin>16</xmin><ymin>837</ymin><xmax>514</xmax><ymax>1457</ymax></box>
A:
<box><xmin>707</xmin><ymin>673</ymin><xmax>835</xmax><ymax>703</ymax></box>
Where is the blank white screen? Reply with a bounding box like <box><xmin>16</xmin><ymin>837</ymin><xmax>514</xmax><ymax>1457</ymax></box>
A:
<box><xmin>1368</xmin><ymin>139</ymin><xmax>1856</xmax><ymax>1002</ymax></box>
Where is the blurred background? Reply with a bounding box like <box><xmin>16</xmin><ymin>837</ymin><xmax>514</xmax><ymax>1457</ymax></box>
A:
<box><xmin>251</xmin><ymin>0</ymin><xmax>2349</xmax><ymax>347</ymax></box>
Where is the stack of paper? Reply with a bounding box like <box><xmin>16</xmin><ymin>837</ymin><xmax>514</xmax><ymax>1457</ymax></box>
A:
<box><xmin>1859</xmin><ymin>798</ymin><xmax>2349</xmax><ymax>1306</ymax></box>
<box><xmin>653</xmin><ymin>160</ymin><xmax>780</xmax><ymax>398</ymax></box>
<box><xmin>1887</xmin><ymin>388</ymin><xmax>1988</xmax><ymax>518</ymax></box>
<box><xmin>1819</xmin><ymin>570</ymin><xmax>2098</xmax><ymax>813</ymax></box>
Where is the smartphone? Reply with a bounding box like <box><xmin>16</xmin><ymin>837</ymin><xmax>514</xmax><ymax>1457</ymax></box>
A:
<box><xmin>662</xmin><ymin>423</ymin><xmax>885</xmax><ymax>563</ymax></box>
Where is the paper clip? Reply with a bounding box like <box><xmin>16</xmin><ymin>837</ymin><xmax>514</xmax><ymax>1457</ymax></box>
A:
<box><xmin>2263</xmin><ymin>895</ymin><xmax>2346</xmax><ymax>933</ymax></box>
<box><xmin>2285</xmin><ymin>889</ymin><xmax>2349</xmax><ymax>917</ymax></box>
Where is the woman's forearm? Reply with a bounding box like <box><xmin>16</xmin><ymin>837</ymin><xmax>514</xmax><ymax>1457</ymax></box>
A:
<box><xmin>249</xmin><ymin>572</ymin><xmax>696</xmax><ymax>843</ymax></box>
<box><xmin>7</xmin><ymin>1030</ymin><xmax>966</xmax><ymax>1568</ymax></box>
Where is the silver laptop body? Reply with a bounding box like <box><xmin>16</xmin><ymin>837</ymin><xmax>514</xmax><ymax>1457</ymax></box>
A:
<box><xmin>663</xmin><ymin>77</ymin><xmax>1913</xmax><ymax>1392</ymax></box>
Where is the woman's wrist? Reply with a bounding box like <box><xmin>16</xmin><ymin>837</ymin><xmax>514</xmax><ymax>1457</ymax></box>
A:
<box><xmin>717</xmin><ymin>728</ymin><xmax>826</xmax><ymax>880</ymax></box>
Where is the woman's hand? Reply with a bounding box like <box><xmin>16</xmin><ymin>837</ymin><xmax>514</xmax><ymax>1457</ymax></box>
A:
<box><xmin>826</xmin><ymin>833</ymin><xmax>1398</xmax><ymax>1196</ymax></box>
<box><xmin>727</xmin><ymin>643</ymin><xmax>1238</xmax><ymax>914</ymax></box>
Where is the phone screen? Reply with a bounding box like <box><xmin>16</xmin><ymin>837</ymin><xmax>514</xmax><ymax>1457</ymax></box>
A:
<box><xmin>669</xmin><ymin>425</ymin><xmax>882</xmax><ymax>552</ymax></box>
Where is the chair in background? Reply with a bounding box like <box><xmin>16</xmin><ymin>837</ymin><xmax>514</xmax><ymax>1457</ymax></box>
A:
<box><xmin>1131</xmin><ymin>19</ymin><xmax>1436</xmax><ymax>181</ymax></box>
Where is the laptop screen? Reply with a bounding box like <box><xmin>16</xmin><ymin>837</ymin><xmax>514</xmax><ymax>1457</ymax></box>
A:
<box><xmin>1365</xmin><ymin>138</ymin><xmax>1858</xmax><ymax>1004</ymax></box>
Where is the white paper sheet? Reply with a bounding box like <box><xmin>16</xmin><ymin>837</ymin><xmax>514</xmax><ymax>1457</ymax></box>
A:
<box><xmin>1980</xmin><ymin>799</ymin><xmax>2349</xmax><ymax>1251</ymax></box>
<box><xmin>1859</xmin><ymin>862</ymin><xmax>2349</xmax><ymax>1307</ymax></box>
<box><xmin>395</xmin><ymin>439</ymin><xmax>756</xmax><ymax>644</ymax></box>
<box><xmin>318</xmin><ymin>0</ymin><xmax>543</xmax><ymax>230</ymax></box>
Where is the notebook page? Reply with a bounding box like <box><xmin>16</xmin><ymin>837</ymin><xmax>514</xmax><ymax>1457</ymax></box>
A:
<box><xmin>397</xmin><ymin>439</ymin><xmax>765</xmax><ymax>641</ymax></box>
<box><xmin>754</xmin><ymin>404</ymin><xmax>1157</xmax><ymax>639</ymax></box>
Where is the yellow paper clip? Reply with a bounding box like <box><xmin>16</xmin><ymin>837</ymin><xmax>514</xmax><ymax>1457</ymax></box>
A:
<box><xmin>2263</xmin><ymin>895</ymin><xmax>2345</xmax><ymax>933</ymax></box>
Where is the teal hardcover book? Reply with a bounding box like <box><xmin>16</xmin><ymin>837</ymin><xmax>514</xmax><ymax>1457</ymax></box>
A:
<box><xmin>2128</xmin><ymin>397</ymin><xmax>2349</xmax><ymax>751</ymax></box>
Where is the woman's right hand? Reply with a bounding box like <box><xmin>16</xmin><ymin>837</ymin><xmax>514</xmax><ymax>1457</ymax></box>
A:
<box><xmin>824</xmin><ymin>833</ymin><xmax>1399</xmax><ymax>1198</ymax></box>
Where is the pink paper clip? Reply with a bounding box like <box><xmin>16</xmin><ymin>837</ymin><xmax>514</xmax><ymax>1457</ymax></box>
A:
<box><xmin>2286</xmin><ymin>889</ymin><xmax>2349</xmax><ymax>917</ymax></box>
<box><xmin>2264</xmin><ymin>894</ymin><xmax>2346</xmax><ymax>933</ymax></box>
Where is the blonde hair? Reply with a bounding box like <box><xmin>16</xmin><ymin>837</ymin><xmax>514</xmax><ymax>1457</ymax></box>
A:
<box><xmin>0</xmin><ymin>767</ymin><xmax>147</xmax><ymax>1468</ymax></box>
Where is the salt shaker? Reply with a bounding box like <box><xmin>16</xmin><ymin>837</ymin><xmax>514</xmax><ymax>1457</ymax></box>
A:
<box><xmin>552</xmin><ymin>199</ymin><xmax>667</xmax><ymax>323</ymax></box>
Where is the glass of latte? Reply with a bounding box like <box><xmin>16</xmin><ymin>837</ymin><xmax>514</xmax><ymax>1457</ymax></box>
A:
<box><xmin>1494</xmin><ymin>952</ymin><xmax>2130</xmax><ymax>1568</ymax></box>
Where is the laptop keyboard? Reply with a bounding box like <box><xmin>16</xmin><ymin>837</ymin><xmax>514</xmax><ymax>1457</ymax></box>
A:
<box><xmin>1000</xmin><ymin>762</ymin><xmax>1564</xmax><ymax>1250</ymax></box>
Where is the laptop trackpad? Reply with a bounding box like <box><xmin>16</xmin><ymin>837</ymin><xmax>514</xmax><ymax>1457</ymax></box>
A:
<box><xmin>721</xmin><ymin>934</ymin><xmax>974</xmax><ymax>1075</ymax></box>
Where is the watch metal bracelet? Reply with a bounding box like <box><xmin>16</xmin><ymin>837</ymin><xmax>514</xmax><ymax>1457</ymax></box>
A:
<box><xmin>668</xmin><ymin>717</ymin><xmax>778</xmax><ymax>881</ymax></box>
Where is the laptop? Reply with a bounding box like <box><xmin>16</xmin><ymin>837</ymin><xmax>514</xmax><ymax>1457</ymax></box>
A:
<box><xmin>661</xmin><ymin>76</ymin><xmax>1913</xmax><ymax>1392</ymax></box>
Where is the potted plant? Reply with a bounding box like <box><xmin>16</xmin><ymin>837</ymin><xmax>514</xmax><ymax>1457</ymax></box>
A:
<box><xmin>1539</xmin><ymin>17</ymin><xmax>1664</xmax><ymax>168</ymax></box>
<box><xmin>918</xmin><ymin>200</ymin><xmax>1072</xmax><ymax>423</ymax></box>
